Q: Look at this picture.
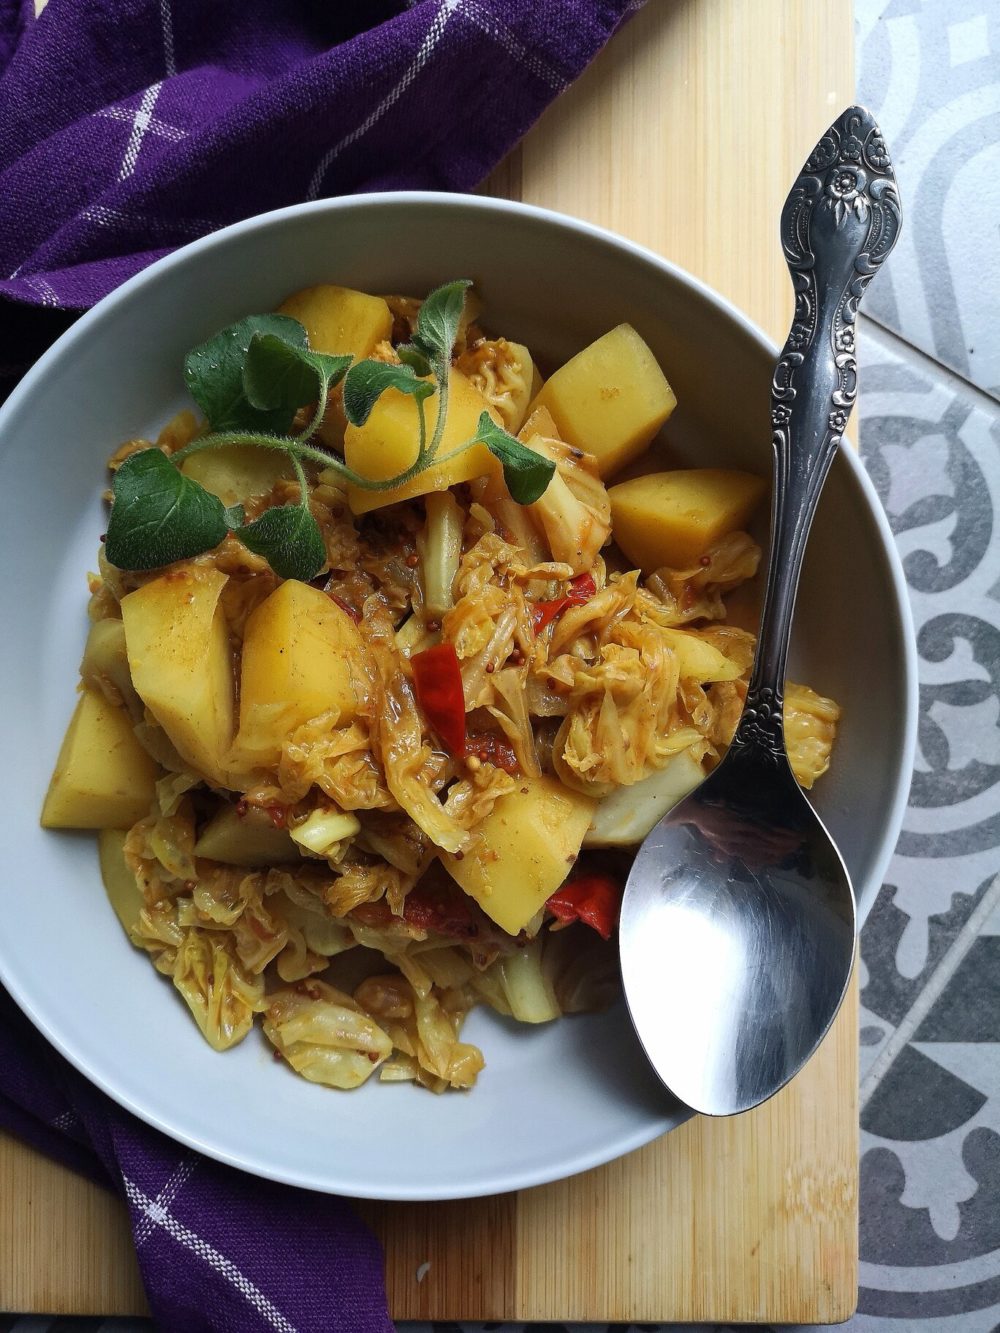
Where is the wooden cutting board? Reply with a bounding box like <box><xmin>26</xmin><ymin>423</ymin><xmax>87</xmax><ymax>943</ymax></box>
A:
<box><xmin>0</xmin><ymin>0</ymin><xmax>858</xmax><ymax>1322</ymax></box>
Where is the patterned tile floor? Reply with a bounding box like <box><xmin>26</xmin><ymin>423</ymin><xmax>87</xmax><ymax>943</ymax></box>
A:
<box><xmin>3</xmin><ymin>3</ymin><xmax>998</xmax><ymax>1332</ymax></box>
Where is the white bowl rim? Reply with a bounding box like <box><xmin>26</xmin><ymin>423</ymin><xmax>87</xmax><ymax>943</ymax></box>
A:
<box><xmin>0</xmin><ymin>191</ymin><xmax>918</xmax><ymax>1198</ymax></box>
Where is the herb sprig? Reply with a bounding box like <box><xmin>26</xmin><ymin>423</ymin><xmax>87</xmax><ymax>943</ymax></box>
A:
<box><xmin>104</xmin><ymin>280</ymin><xmax>555</xmax><ymax>581</ymax></box>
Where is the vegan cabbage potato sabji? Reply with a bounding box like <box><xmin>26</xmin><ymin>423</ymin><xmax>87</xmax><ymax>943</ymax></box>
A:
<box><xmin>43</xmin><ymin>279</ymin><xmax>842</xmax><ymax>1093</ymax></box>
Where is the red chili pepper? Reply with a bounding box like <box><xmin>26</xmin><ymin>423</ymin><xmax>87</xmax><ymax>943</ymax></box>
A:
<box><xmin>411</xmin><ymin>642</ymin><xmax>467</xmax><ymax>757</ymax></box>
<box><xmin>546</xmin><ymin>872</ymin><xmax>620</xmax><ymax>941</ymax></box>
<box><xmin>352</xmin><ymin>882</ymin><xmax>479</xmax><ymax>939</ymax></box>
<box><xmin>531</xmin><ymin>571</ymin><xmax>597</xmax><ymax>634</ymax></box>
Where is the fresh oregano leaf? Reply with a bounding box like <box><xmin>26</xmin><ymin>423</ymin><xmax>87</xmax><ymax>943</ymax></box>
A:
<box><xmin>472</xmin><ymin>412</ymin><xmax>555</xmax><ymax>505</ymax></box>
<box><xmin>342</xmin><ymin>358</ymin><xmax>436</xmax><ymax>428</ymax></box>
<box><xmin>242</xmin><ymin>334</ymin><xmax>351</xmax><ymax>418</ymax></box>
<box><xmin>412</xmin><ymin>279</ymin><xmax>472</xmax><ymax>363</ymax></box>
<box><xmin>396</xmin><ymin>343</ymin><xmax>432</xmax><ymax>377</ymax></box>
<box><xmin>105</xmin><ymin>449</ymin><xmax>228</xmax><ymax>570</ymax></box>
<box><xmin>183</xmin><ymin>314</ymin><xmax>308</xmax><ymax>434</ymax></box>
<box><xmin>237</xmin><ymin>504</ymin><xmax>326</xmax><ymax>581</ymax></box>
<box><xmin>223</xmin><ymin>503</ymin><xmax>246</xmax><ymax>530</ymax></box>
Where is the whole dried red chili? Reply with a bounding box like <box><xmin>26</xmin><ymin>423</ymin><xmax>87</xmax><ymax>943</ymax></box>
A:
<box><xmin>411</xmin><ymin>641</ymin><xmax>467</xmax><ymax>757</ymax></box>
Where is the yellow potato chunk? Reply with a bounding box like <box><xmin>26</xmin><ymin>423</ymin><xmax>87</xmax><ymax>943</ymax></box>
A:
<box><xmin>528</xmin><ymin>324</ymin><xmax>676</xmax><ymax>478</ymax></box>
<box><xmin>658</xmin><ymin>628</ymin><xmax>744</xmax><ymax>682</ymax></box>
<box><xmin>277</xmin><ymin>284</ymin><xmax>392</xmax><ymax>360</ymax></box>
<box><xmin>441</xmin><ymin>774</ymin><xmax>597</xmax><ymax>936</ymax></box>
<box><xmin>98</xmin><ymin>828</ymin><xmax>143</xmax><ymax>935</ymax></box>
<box><xmin>608</xmin><ymin>469</ymin><xmax>767</xmax><ymax>572</ymax></box>
<box><xmin>235</xmin><ymin>580</ymin><xmax>367</xmax><ymax>768</ymax></box>
<box><xmin>194</xmin><ymin>804</ymin><xmax>299</xmax><ymax>866</ymax></box>
<box><xmin>42</xmin><ymin>688</ymin><xmax>158</xmax><ymax>829</ymax></box>
<box><xmin>181</xmin><ymin>447</ymin><xmax>293</xmax><ymax>508</ymax></box>
<box><xmin>345</xmin><ymin>369</ymin><xmax>501</xmax><ymax>514</ymax></box>
<box><xmin>121</xmin><ymin>568</ymin><xmax>234</xmax><ymax>786</ymax></box>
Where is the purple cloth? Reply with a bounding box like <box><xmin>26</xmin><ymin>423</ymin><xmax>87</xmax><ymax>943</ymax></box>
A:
<box><xmin>0</xmin><ymin>1</ymin><xmax>639</xmax><ymax>1328</ymax></box>
<box><xmin>0</xmin><ymin>0</ymin><xmax>640</xmax><ymax>395</ymax></box>
<box><xmin>0</xmin><ymin>989</ymin><xmax>392</xmax><ymax>1332</ymax></box>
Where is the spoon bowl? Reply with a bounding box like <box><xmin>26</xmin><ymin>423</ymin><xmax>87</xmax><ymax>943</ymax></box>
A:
<box><xmin>619</xmin><ymin>104</ymin><xmax>901</xmax><ymax>1115</ymax></box>
<box><xmin>620</xmin><ymin>745</ymin><xmax>855</xmax><ymax>1115</ymax></box>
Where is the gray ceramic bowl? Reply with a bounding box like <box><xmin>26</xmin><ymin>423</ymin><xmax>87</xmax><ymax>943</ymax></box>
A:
<box><xmin>0</xmin><ymin>195</ymin><xmax>916</xmax><ymax>1199</ymax></box>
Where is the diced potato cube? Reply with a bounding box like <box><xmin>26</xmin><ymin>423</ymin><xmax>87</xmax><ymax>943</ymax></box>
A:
<box><xmin>345</xmin><ymin>369</ymin><xmax>501</xmax><ymax>514</ymax></box>
<box><xmin>121</xmin><ymin>568</ymin><xmax>234</xmax><ymax>786</ymax></box>
<box><xmin>181</xmin><ymin>446</ymin><xmax>293</xmax><ymax>508</ymax></box>
<box><xmin>441</xmin><ymin>774</ymin><xmax>596</xmax><ymax>936</ymax></box>
<box><xmin>518</xmin><ymin>404</ymin><xmax>560</xmax><ymax>443</ymax></box>
<box><xmin>277</xmin><ymin>284</ymin><xmax>393</xmax><ymax>360</ymax></box>
<box><xmin>658</xmin><ymin>628</ymin><xmax>744</xmax><ymax>682</ymax></box>
<box><xmin>235</xmin><ymin>580</ymin><xmax>367</xmax><ymax>768</ymax></box>
<box><xmin>528</xmin><ymin>324</ymin><xmax>676</xmax><ymax>478</ymax></box>
<box><xmin>42</xmin><ymin>688</ymin><xmax>158</xmax><ymax>829</ymax></box>
<box><xmin>194</xmin><ymin>804</ymin><xmax>300</xmax><ymax>866</ymax></box>
<box><xmin>98</xmin><ymin>828</ymin><xmax>143</xmax><ymax>935</ymax></box>
<box><xmin>608</xmin><ymin>469</ymin><xmax>767</xmax><ymax>572</ymax></box>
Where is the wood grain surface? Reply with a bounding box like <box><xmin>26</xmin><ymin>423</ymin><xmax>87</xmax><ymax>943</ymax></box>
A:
<box><xmin>0</xmin><ymin>0</ymin><xmax>858</xmax><ymax>1322</ymax></box>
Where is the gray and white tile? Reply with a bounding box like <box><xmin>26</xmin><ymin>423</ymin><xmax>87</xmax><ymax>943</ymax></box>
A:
<box><xmin>857</xmin><ymin>0</ymin><xmax>1000</xmax><ymax>401</ymax></box>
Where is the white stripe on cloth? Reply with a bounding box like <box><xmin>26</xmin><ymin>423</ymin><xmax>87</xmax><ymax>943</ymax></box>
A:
<box><xmin>305</xmin><ymin>0</ymin><xmax>462</xmax><ymax>200</ymax></box>
<box><xmin>105</xmin><ymin>0</ymin><xmax>177</xmax><ymax>184</ymax></box>
<box><xmin>80</xmin><ymin>201</ymin><xmax>214</xmax><ymax>240</ymax></box>
<box><xmin>123</xmin><ymin>1174</ymin><xmax>300</xmax><ymax>1333</ymax></box>
<box><xmin>460</xmin><ymin>0</ymin><xmax>566</xmax><ymax>91</ymax></box>
<box><xmin>160</xmin><ymin>0</ymin><xmax>177</xmax><ymax>77</ymax></box>
<box><xmin>22</xmin><ymin>274</ymin><xmax>60</xmax><ymax>305</ymax></box>
<box><xmin>133</xmin><ymin>1153</ymin><xmax>196</xmax><ymax>1248</ymax></box>
<box><xmin>97</xmin><ymin>104</ymin><xmax>187</xmax><ymax>143</ymax></box>
<box><xmin>119</xmin><ymin>81</ymin><xmax>163</xmax><ymax>180</ymax></box>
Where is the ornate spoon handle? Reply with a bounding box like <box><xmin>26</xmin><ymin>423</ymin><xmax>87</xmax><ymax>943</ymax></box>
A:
<box><xmin>734</xmin><ymin>105</ymin><xmax>902</xmax><ymax>760</ymax></box>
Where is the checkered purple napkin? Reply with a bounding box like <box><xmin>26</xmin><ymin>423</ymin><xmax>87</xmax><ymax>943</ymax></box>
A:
<box><xmin>0</xmin><ymin>1</ymin><xmax>640</xmax><ymax>1327</ymax></box>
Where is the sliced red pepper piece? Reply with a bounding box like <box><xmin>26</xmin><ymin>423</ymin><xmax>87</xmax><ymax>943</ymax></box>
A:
<box><xmin>411</xmin><ymin>641</ymin><xmax>467</xmax><ymax>757</ymax></box>
<box><xmin>546</xmin><ymin>872</ymin><xmax>620</xmax><ymax>941</ymax></box>
<box><xmin>352</xmin><ymin>881</ymin><xmax>480</xmax><ymax>939</ymax></box>
<box><xmin>531</xmin><ymin>571</ymin><xmax>597</xmax><ymax>634</ymax></box>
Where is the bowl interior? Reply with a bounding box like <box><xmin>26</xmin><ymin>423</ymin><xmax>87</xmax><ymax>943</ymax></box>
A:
<box><xmin>0</xmin><ymin>196</ymin><xmax>913</xmax><ymax>1199</ymax></box>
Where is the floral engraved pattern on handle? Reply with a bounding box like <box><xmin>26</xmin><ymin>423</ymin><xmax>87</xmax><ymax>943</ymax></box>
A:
<box><xmin>742</xmin><ymin>106</ymin><xmax>901</xmax><ymax>778</ymax></box>
<box><xmin>772</xmin><ymin>105</ymin><xmax>901</xmax><ymax>434</ymax></box>
<box><xmin>732</xmin><ymin>684</ymin><xmax>786</xmax><ymax>763</ymax></box>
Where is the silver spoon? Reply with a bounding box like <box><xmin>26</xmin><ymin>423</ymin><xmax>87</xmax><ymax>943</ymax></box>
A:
<box><xmin>619</xmin><ymin>105</ymin><xmax>901</xmax><ymax>1116</ymax></box>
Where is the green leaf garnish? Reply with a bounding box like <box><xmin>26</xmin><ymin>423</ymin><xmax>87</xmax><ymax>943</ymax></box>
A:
<box><xmin>472</xmin><ymin>412</ymin><xmax>556</xmax><ymax>505</ymax></box>
<box><xmin>105</xmin><ymin>449</ymin><xmax>228</xmax><ymax>570</ymax></box>
<box><xmin>412</xmin><ymin>279</ymin><xmax>472</xmax><ymax>363</ymax></box>
<box><xmin>109</xmin><ymin>282</ymin><xmax>557</xmax><ymax>581</ymax></box>
<box><xmin>242</xmin><ymin>333</ymin><xmax>351</xmax><ymax>419</ymax></box>
<box><xmin>396</xmin><ymin>343</ymin><xmax>432</xmax><ymax>377</ymax></box>
<box><xmin>236</xmin><ymin>505</ymin><xmax>327</xmax><ymax>581</ymax></box>
<box><xmin>184</xmin><ymin>314</ymin><xmax>308</xmax><ymax>433</ymax></box>
<box><xmin>342</xmin><ymin>358</ymin><xmax>435</xmax><ymax>428</ymax></box>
